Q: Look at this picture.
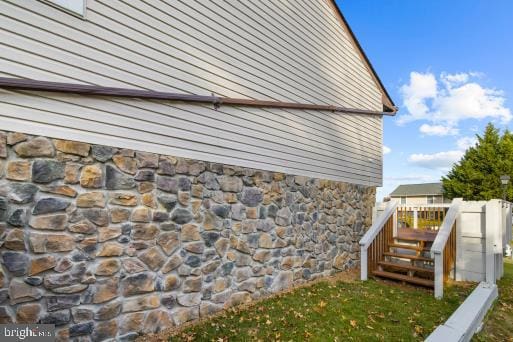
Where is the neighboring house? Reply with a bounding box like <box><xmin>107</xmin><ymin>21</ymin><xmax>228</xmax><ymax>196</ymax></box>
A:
<box><xmin>390</xmin><ymin>182</ymin><xmax>450</xmax><ymax>205</ymax></box>
<box><xmin>0</xmin><ymin>0</ymin><xmax>395</xmax><ymax>337</ymax></box>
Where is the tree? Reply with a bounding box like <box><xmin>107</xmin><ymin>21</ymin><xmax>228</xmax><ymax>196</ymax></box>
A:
<box><xmin>442</xmin><ymin>123</ymin><xmax>513</xmax><ymax>201</ymax></box>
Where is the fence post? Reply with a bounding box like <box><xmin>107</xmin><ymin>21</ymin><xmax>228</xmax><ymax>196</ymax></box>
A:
<box><xmin>413</xmin><ymin>208</ymin><xmax>418</xmax><ymax>229</ymax></box>
<box><xmin>485</xmin><ymin>200</ymin><xmax>501</xmax><ymax>284</ymax></box>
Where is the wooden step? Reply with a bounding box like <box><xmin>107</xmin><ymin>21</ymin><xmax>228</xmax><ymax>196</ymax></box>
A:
<box><xmin>372</xmin><ymin>270</ymin><xmax>434</xmax><ymax>288</ymax></box>
<box><xmin>378</xmin><ymin>261</ymin><xmax>434</xmax><ymax>274</ymax></box>
<box><xmin>389</xmin><ymin>243</ymin><xmax>430</xmax><ymax>252</ymax></box>
<box><xmin>384</xmin><ymin>252</ymin><xmax>433</xmax><ymax>262</ymax></box>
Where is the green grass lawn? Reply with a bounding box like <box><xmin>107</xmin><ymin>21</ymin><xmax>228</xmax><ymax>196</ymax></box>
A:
<box><xmin>164</xmin><ymin>272</ymin><xmax>474</xmax><ymax>341</ymax></box>
<box><xmin>475</xmin><ymin>259</ymin><xmax>513</xmax><ymax>341</ymax></box>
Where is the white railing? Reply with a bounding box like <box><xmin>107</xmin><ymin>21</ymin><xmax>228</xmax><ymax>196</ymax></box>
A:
<box><xmin>360</xmin><ymin>200</ymin><xmax>398</xmax><ymax>281</ymax></box>
<box><xmin>430</xmin><ymin>198</ymin><xmax>462</xmax><ymax>299</ymax></box>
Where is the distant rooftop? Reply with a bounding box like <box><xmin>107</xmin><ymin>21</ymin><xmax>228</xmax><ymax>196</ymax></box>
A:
<box><xmin>390</xmin><ymin>182</ymin><xmax>443</xmax><ymax>197</ymax></box>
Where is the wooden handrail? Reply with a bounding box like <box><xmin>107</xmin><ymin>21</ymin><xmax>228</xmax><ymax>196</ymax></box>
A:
<box><xmin>431</xmin><ymin>198</ymin><xmax>462</xmax><ymax>298</ymax></box>
<box><xmin>360</xmin><ymin>201</ymin><xmax>398</xmax><ymax>280</ymax></box>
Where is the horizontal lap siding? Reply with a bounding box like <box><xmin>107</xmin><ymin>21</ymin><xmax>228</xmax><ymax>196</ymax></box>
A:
<box><xmin>0</xmin><ymin>0</ymin><xmax>384</xmax><ymax>186</ymax></box>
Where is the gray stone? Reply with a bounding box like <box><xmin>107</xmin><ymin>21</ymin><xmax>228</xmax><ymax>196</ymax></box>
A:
<box><xmin>178</xmin><ymin>177</ymin><xmax>191</xmax><ymax>191</ymax></box>
<box><xmin>40</xmin><ymin>310</ymin><xmax>70</xmax><ymax>326</ymax></box>
<box><xmin>91</xmin><ymin>145</ymin><xmax>117</xmax><ymax>162</ymax></box>
<box><xmin>271</xmin><ymin>271</ymin><xmax>294</xmax><ymax>292</ymax></box>
<box><xmin>156</xmin><ymin>176</ymin><xmax>178</xmax><ymax>193</ymax></box>
<box><xmin>69</xmin><ymin>321</ymin><xmax>94</xmax><ymax>337</ymax></box>
<box><xmin>24</xmin><ymin>277</ymin><xmax>42</xmax><ymax>286</ymax></box>
<box><xmin>157</xmin><ymin>194</ymin><xmax>177</xmax><ymax>211</ymax></box>
<box><xmin>46</xmin><ymin>294</ymin><xmax>80</xmax><ymax>311</ymax></box>
<box><xmin>134</xmin><ymin>170</ymin><xmax>155</xmax><ymax>181</ymax></box>
<box><xmin>211</xmin><ymin>204</ymin><xmax>231</xmax><ymax>218</ymax></box>
<box><xmin>276</xmin><ymin>207</ymin><xmax>292</xmax><ymax>226</ymax></box>
<box><xmin>0</xmin><ymin>197</ymin><xmax>6</xmax><ymax>221</ymax></box>
<box><xmin>157</xmin><ymin>157</ymin><xmax>176</xmax><ymax>176</ymax></box>
<box><xmin>184</xmin><ymin>255</ymin><xmax>201</xmax><ymax>268</ymax></box>
<box><xmin>241</xmin><ymin>187</ymin><xmax>263</xmax><ymax>207</ymax></box>
<box><xmin>32</xmin><ymin>160</ymin><xmax>64</xmax><ymax>183</ymax></box>
<box><xmin>7</xmin><ymin>208</ymin><xmax>25</xmax><ymax>226</ymax></box>
<box><xmin>198</xmin><ymin>172</ymin><xmax>219</xmax><ymax>190</ymax></box>
<box><xmin>257</xmin><ymin>218</ymin><xmax>276</xmax><ymax>232</ymax></box>
<box><xmin>14</xmin><ymin>137</ymin><xmax>54</xmax><ymax>157</ymax></box>
<box><xmin>267</xmin><ymin>203</ymin><xmax>279</xmax><ymax>218</ymax></box>
<box><xmin>105</xmin><ymin>165</ymin><xmax>136</xmax><ymax>190</ymax></box>
<box><xmin>32</xmin><ymin>197</ymin><xmax>70</xmax><ymax>215</ymax></box>
<box><xmin>9</xmin><ymin>183</ymin><xmax>39</xmax><ymax>204</ymax></box>
<box><xmin>171</xmin><ymin>208</ymin><xmax>193</xmax><ymax>224</ymax></box>
<box><xmin>201</xmin><ymin>231</ymin><xmax>220</xmax><ymax>247</ymax></box>
<box><xmin>122</xmin><ymin>272</ymin><xmax>155</xmax><ymax>296</ymax></box>
<box><xmin>177</xmin><ymin>293</ymin><xmax>201</xmax><ymax>307</ymax></box>
<box><xmin>82</xmin><ymin>209</ymin><xmax>109</xmax><ymax>226</ymax></box>
<box><xmin>231</xmin><ymin>203</ymin><xmax>245</xmax><ymax>220</ymax></box>
<box><xmin>135</xmin><ymin>151</ymin><xmax>159</xmax><ymax>168</ymax></box>
<box><xmin>2</xmin><ymin>252</ymin><xmax>28</xmax><ymax>276</ymax></box>
<box><xmin>71</xmin><ymin>307</ymin><xmax>94</xmax><ymax>323</ymax></box>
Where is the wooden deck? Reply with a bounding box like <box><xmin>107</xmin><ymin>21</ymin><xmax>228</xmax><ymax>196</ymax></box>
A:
<box><xmin>397</xmin><ymin>227</ymin><xmax>438</xmax><ymax>242</ymax></box>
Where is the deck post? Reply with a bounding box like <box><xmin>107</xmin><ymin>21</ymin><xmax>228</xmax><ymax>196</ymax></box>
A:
<box><xmin>434</xmin><ymin>251</ymin><xmax>443</xmax><ymax>299</ymax></box>
<box><xmin>360</xmin><ymin>245</ymin><xmax>368</xmax><ymax>281</ymax></box>
<box><xmin>413</xmin><ymin>209</ymin><xmax>418</xmax><ymax>229</ymax></box>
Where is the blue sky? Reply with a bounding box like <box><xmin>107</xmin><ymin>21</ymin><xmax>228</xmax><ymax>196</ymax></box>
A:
<box><xmin>337</xmin><ymin>0</ymin><xmax>513</xmax><ymax>200</ymax></box>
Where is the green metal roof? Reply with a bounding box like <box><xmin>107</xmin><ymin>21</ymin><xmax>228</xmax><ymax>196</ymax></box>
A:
<box><xmin>389</xmin><ymin>182</ymin><xmax>443</xmax><ymax>197</ymax></box>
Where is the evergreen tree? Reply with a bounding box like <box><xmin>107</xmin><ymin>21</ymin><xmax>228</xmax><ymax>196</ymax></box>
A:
<box><xmin>442</xmin><ymin>123</ymin><xmax>512</xmax><ymax>200</ymax></box>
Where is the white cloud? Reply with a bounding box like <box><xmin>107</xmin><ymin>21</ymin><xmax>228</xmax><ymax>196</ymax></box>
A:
<box><xmin>383</xmin><ymin>145</ymin><xmax>391</xmax><ymax>155</ymax></box>
<box><xmin>397</xmin><ymin>71</ymin><xmax>511</xmax><ymax>128</ymax></box>
<box><xmin>456</xmin><ymin>136</ymin><xmax>477</xmax><ymax>150</ymax></box>
<box><xmin>408</xmin><ymin>150</ymin><xmax>464</xmax><ymax>171</ymax></box>
<box><xmin>419</xmin><ymin>124</ymin><xmax>459</xmax><ymax>136</ymax></box>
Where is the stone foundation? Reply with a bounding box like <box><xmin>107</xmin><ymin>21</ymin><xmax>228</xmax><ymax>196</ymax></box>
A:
<box><xmin>0</xmin><ymin>130</ymin><xmax>375</xmax><ymax>341</ymax></box>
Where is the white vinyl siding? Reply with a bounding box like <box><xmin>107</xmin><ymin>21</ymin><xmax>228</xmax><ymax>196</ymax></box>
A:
<box><xmin>0</xmin><ymin>0</ymin><xmax>385</xmax><ymax>186</ymax></box>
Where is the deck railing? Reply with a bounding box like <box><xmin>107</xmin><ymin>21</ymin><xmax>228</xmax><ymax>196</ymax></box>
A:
<box><xmin>396</xmin><ymin>204</ymin><xmax>450</xmax><ymax>230</ymax></box>
<box><xmin>431</xmin><ymin>199</ymin><xmax>462</xmax><ymax>298</ymax></box>
<box><xmin>360</xmin><ymin>201</ymin><xmax>398</xmax><ymax>280</ymax></box>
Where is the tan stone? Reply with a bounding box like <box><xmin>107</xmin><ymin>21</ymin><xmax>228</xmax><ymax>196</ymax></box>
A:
<box><xmin>6</xmin><ymin>160</ymin><xmax>31</xmax><ymax>181</ymax></box>
<box><xmin>110</xmin><ymin>192</ymin><xmax>137</xmax><ymax>206</ymax></box>
<box><xmin>225</xmin><ymin>291</ymin><xmax>251</xmax><ymax>308</ymax></box>
<box><xmin>98</xmin><ymin>226</ymin><xmax>122</xmax><ymax>242</ymax></box>
<box><xmin>123</xmin><ymin>294</ymin><xmax>160</xmax><ymax>313</ymax></box>
<box><xmin>76</xmin><ymin>192</ymin><xmax>105</xmax><ymax>208</ymax></box>
<box><xmin>92</xmin><ymin>319</ymin><xmax>118</xmax><ymax>341</ymax></box>
<box><xmin>122</xmin><ymin>258</ymin><xmax>147</xmax><ymax>274</ymax></box>
<box><xmin>54</xmin><ymin>139</ymin><xmax>90</xmax><ymax>157</ymax></box>
<box><xmin>178</xmin><ymin>191</ymin><xmax>190</xmax><ymax>206</ymax></box>
<box><xmin>29</xmin><ymin>233</ymin><xmax>74</xmax><ymax>253</ymax></box>
<box><xmin>16</xmin><ymin>303</ymin><xmax>42</xmax><ymax>323</ymax></box>
<box><xmin>191</xmin><ymin>200</ymin><xmax>202</xmax><ymax>214</ymax></box>
<box><xmin>181</xmin><ymin>224</ymin><xmax>200</xmax><ymax>241</ymax></box>
<box><xmin>14</xmin><ymin>137</ymin><xmax>54</xmax><ymax>157</ymax></box>
<box><xmin>161</xmin><ymin>254</ymin><xmax>182</xmax><ymax>273</ymax></box>
<box><xmin>113</xmin><ymin>155</ymin><xmax>137</xmax><ymax>174</ymax></box>
<box><xmin>138</xmin><ymin>246</ymin><xmax>165</xmax><ymax>271</ymax></box>
<box><xmin>29</xmin><ymin>214</ymin><xmax>67</xmax><ymax>231</ymax></box>
<box><xmin>28</xmin><ymin>255</ymin><xmax>56</xmax><ymax>275</ymax></box>
<box><xmin>172</xmin><ymin>307</ymin><xmax>199</xmax><ymax>326</ymax></box>
<box><xmin>80</xmin><ymin>165</ymin><xmax>103</xmax><ymax>188</ymax></box>
<box><xmin>41</xmin><ymin>185</ymin><xmax>77</xmax><ymax>198</ymax></box>
<box><xmin>69</xmin><ymin>220</ymin><xmax>96</xmax><ymax>234</ymax></box>
<box><xmin>191</xmin><ymin>184</ymin><xmax>203</xmax><ymax>198</ymax></box>
<box><xmin>132</xmin><ymin>224</ymin><xmax>159</xmax><ymax>240</ymax></box>
<box><xmin>111</xmin><ymin>208</ymin><xmax>131</xmax><ymax>223</ymax></box>
<box><xmin>137</xmin><ymin>181</ymin><xmax>155</xmax><ymax>194</ymax></box>
<box><xmin>213</xmin><ymin>278</ymin><xmax>229</xmax><ymax>293</ymax></box>
<box><xmin>135</xmin><ymin>151</ymin><xmax>158</xmax><ymax>168</ymax></box>
<box><xmin>214</xmin><ymin>238</ymin><xmax>230</xmax><ymax>257</ymax></box>
<box><xmin>246</xmin><ymin>207</ymin><xmax>258</xmax><ymax>219</ymax></box>
<box><xmin>93</xmin><ymin>277</ymin><xmax>119</xmax><ymax>304</ymax></box>
<box><xmin>0</xmin><ymin>132</ymin><xmax>5</xmax><ymax>158</ymax></box>
<box><xmin>64</xmin><ymin>163</ymin><xmax>81</xmax><ymax>184</ymax></box>
<box><xmin>131</xmin><ymin>207</ymin><xmax>151</xmax><ymax>222</ymax></box>
<box><xmin>224</xmin><ymin>192</ymin><xmax>237</xmax><ymax>203</ymax></box>
<box><xmin>259</xmin><ymin>233</ymin><xmax>273</xmax><ymax>248</ymax></box>
<box><xmin>96</xmin><ymin>242</ymin><xmax>124</xmax><ymax>257</ymax></box>
<box><xmin>162</xmin><ymin>274</ymin><xmax>180</xmax><ymax>291</ymax></box>
<box><xmin>4</xmin><ymin>229</ymin><xmax>25</xmax><ymax>250</ymax></box>
<box><xmin>6</xmin><ymin>132</ymin><xmax>27</xmax><ymax>145</ymax></box>
<box><xmin>120</xmin><ymin>312</ymin><xmax>145</xmax><ymax>335</ymax></box>
<box><xmin>9</xmin><ymin>279</ymin><xmax>43</xmax><ymax>304</ymax></box>
<box><xmin>143</xmin><ymin>309</ymin><xmax>174</xmax><ymax>334</ymax></box>
<box><xmin>121</xmin><ymin>272</ymin><xmax>155</xmax><ymax>296</ymax></box>
<box><xmin>157</xmin><ymin>232</ymin><xmax>180</xmax><ymax>255</ymax></box>
<box><xmin>141</xmin><ymin>193</ymin><xmax>157</xmax><ymax>208</ymax></box>
<box><xmin>96</xmin><ymin>259</ymin><xmax>121</xmax><ymax>276</ymax></box>
<box><xmin>273</xmin><ymin>172</ymin><xmax>285</xmax><ymax>181</ymax></box>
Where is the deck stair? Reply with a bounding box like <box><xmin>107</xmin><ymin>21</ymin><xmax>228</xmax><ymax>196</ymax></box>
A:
<box><xmin>371</xmin><ymin>234</ymin><xmax>435</xmax><ymax>288</ymax></box>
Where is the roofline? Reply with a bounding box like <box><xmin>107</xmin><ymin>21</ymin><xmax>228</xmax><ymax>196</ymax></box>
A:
<box><xmin>390</xmin><ymin>194</ymin><xmax>443</xmax><ymax>197</ymax></box>
<box><xmin>328</xmin><ymin>0</ymin><xmax>397</xmax><ymax>114</ymax></box>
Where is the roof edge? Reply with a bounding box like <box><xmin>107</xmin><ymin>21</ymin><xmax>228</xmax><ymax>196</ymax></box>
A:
<box><xmin>328</xmin><ymin>0</ymin><xmax>396</xmax><ymax>113</ymax></box>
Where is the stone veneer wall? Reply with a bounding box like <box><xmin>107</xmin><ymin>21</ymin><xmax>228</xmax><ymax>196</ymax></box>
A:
<box><xmin>0</xmin><ymin>130</ymin><xmax>375</xmax><ymax>341</ymax></box>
